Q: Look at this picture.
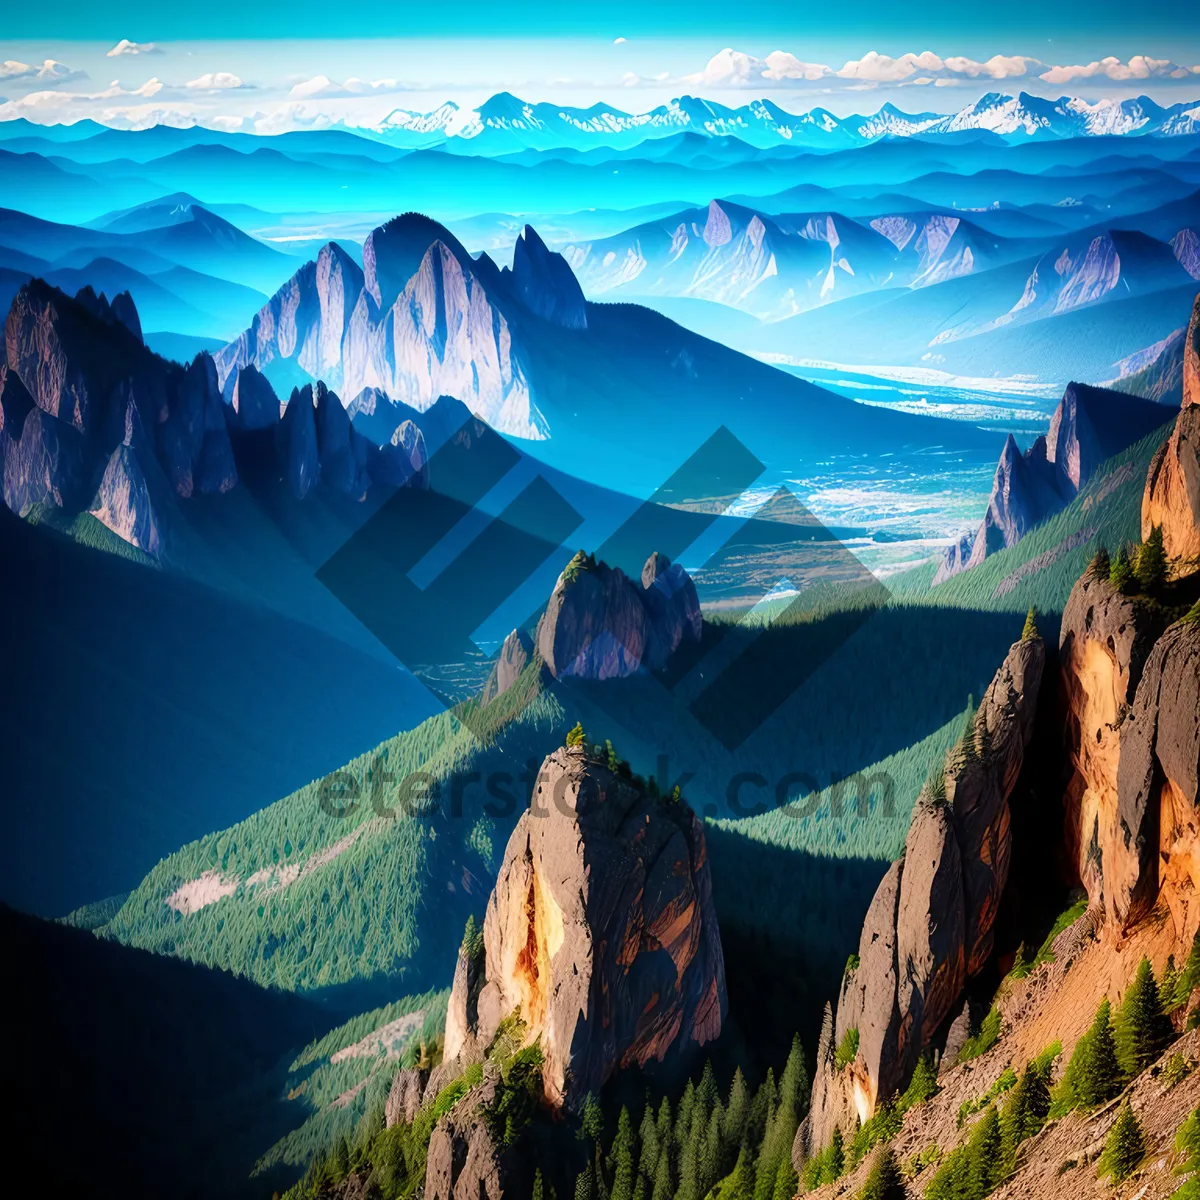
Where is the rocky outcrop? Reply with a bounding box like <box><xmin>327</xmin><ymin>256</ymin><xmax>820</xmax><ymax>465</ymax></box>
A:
<box><xmin>223</xmin><ymin>363</ymin><xmax>279</xmax><ymax>431</ymax></box>
<box><xmin>531</xmin><ymin>551</ymin><xmax>702</xmax><ymax>685</ymax></box>
<box><xmin>424</xmin><ymin>1066</ymin><xmax>510</xmax><ymax>1200</ymax></box>
<box><xmin>1</xmin><ymin>281</ymin><xmax>431</xmax><ymax>554</ymax></box>
<box><xmin>219</xmin><ymin>216</ymin><xmax>551</xmax><ymax>440</ymax></box>
<box><xmin>215</xmin><ymin>241</ymin><xmax>364</xmax><ymax>391</ymax></box>
<box><xmin>509</xmin><ymin>225</ymin><xmax>588</xmax><ymax>330</ymax></box>
<box><xmin>441</xmin><ymin>745</ymin><xmax>725</xmax><ymax>1110</ymax></box>
<box><xmin>1061</xmin><ymin>565</ymin><xmax>1200</xmax><ymax>935</ymax></box>
<box><xmin>939</xmin><ymin>381</ymin><xmax>1176</xmax><ymax>581</ymax></box>
<box><xmin>804</xmin><ymin>633</ymin><xmax>1045</xmax><ymax>1152</ymax></box>
<box><xmin>73</xmin><ymin>286</ymin><xmax>143</xmax><ymax>344</ymax></box>
<box><xmin>481</xmin><ymin>629</ymin><xmax>535</xmax><ymax>704</ymax></box>
<box><xmin>384</xmin><ymin>1066</ymin><xmax>428</xmax><ymax>1129</ymax></box>
<box><xmin>1143</xmin><ymin>294</ymin><xmax>1200</xmax><ymax>562</ymax></box>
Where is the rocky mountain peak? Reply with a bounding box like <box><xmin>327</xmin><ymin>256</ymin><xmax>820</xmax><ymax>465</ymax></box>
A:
<box><xmin>439</xmin><ymin>743</ymin><xmax>725</xmax><ymax>1110</ymax></box>
<box><xmin>510</xmin><ymin>224</ymin><xmax>588</xmax><ymax>330</ymax></box>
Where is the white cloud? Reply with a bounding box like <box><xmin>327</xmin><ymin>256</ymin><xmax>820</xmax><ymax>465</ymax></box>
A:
<box><xmin>0</xmin><ymin>59</ymin><xmax>88</xmax><ymax>86</ymax></box>
<box><xmin>1040</xmin><ymin>55</ymin><xmax>1200</xmax><ymax>85</ymax></box>
<box><xmin>186</xmin><ymin>72</ymin><xmax>246</xmax><ymax>90</ymax></box>
<box><xmin>107</xmin><ymin>40</ymin><xmax>162</xmax><ymax>57</ymax></box>
<box><xmin>942</xmin><ymin>54</ymin><xmax>1041</xmax><ymax>79</ymax></box>
<box><xmin>288</xmin><ymin>75</ymin><xmax>410</xmax><ymax>99</ymax></box>
<box><xmin>762</xmin><ymin>52</ymin><xmax>832</xmax><ymax>83</ymax></box>
<box><xmin>613</xmin><ymin>37</ymin><xmax>626</xmax><ymax>46</ymax></box>
<box><xmin>684</xmin><ymin>48</ymin><xmax>769</xmax><ymax>87</ymax></box>
<box><xmin>836</xmin><ymin>51</ymin><xmax>948</xmax><ymax>82</ymax></box>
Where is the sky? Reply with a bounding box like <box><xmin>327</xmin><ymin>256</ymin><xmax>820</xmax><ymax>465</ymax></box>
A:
<box><xmin>2</xmin><ymin>9</ymin><xmax>1198</xmax><ymax>133</ymax></box>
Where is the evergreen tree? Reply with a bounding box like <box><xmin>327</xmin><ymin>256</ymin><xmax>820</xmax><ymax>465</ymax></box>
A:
<box><xmin>828</xmin><ymin>1127</ymin><xmax>845</xmax><ymax>1180</ymax></box>
<box><xmin>1098</xmin><ymin>1100</ymin><xmax>1145</xmax><ymax>1184</ymax></box>
<box><xmin>576</xmin><ymin>1161</ymin><xmax>596</xmax><ymax>1200</ymax></box>
<box><xmin>779</xmin><ymin>1033</ymin><xmax>810</xmax><ymax>1117</ymax></box>
<box><xmin>745</xmin><ymin>1070</ymin><xmax>776</xmax><ymax>1154</ymax></box>
<box><xmin>1110</xmin><ymin>545</ymin><xmax>1135</xmax><ymax>592</ymax></box>
<box><xmin>1021</xmin><ymin>606</ymin><xmax>1039</xmax><ymax>641</ymax></box>
<box><xmin>698</xmin><ymin>1060</ymin><xmax>720</xmax><ymax>1125</ymax></box>
<box><xmin>725</xmin><ymin>1068</ymin><xmax>750</xmax><ymax>1149</ymax></box>
<box><xmin>1175</xmin><ymin>934</ymin><xmax>1200</xmax><ymax>1012</ymax></box>
<box><xmin>580</xmin><ymin>1093</ymin><xmax>605</xmax><ymax>1145</ymax></box>
<box><xmin>610</xmin><ymin>1107</ymin><xmax>637</xmax><ymax>1200</ymax></box>
<box><xmin>1000</xmin><ymin>1056</ymin><xmax>1052</xmax><ymax>1165</ymax></box>
<box><xmin>638</xmin><ymin>1106</ymin><xmax>661</xmax><ymax>1184</ymax></box>
<box><xmin>1162</xmin><ymin>955</ymin><xmax>1180</xmax><ymax>1011</ymax></box>
<box><xmin>1176</xmin><ymin>1105</ymin><xmax>1200</xmax><ymax>1179</ymax></box>
<box><xmin>716</xmin><ymin>1146</ymin><xmax>754</xmax><ymax>1200</ymax></box>
<box><xmin>859</xmin><ymin>1146</ymin><xmax>905</xmax><ymax>1200</ymax></box>
<box><xmin>566</xmin><ymin>722</ymin><xmax>586</xmax><ymax>747</ymax></box>
<box><xmin>1074</xmin><ymin>997</ymin><xmax>1123</xmax><ymax>1107</ymax></box>
<box><xmin>650</xmin><ymin>1146</ymin><xmax>673</xmax><ymax>1200</ymax></box>
<box><xmin>1136</xmin><ymin>525</ymin><xmax>1168</xmax><ymax>594</ymax></box>
<box><xmin>1116</xmin><ymin>956</ymin><xmax>1172</xmax><ymax>1076</ymax></box>
<box><xmin>533</xmin><ymin>1168</ymin><xmax>546</xmax><ymax>1200</ymax></box>
<box><xmin>702</xmin><ymin>1105</ymin><xmax>725</xmax><ymax>1193</ymax></box>
<box><xmin>677</xmin><ymin>1080</ymin><xmax>696</xmax><ymax>1148</ymax></box>
<box><xmin>655</xmin><ymin>1096</ymin><xmax>673</xmax><ymax>1149</ymax></box>
<box><xmin>771</xmin><ymin>1152</ymin><xmax>797</xmax><ymax>1200</ymax></box>
<box><xmin>677</xmin><ymin>1125</ymin><xmax>701</xmax><ymax>1200</ymax></box>
<box><xmin>899</xmin><ymin>1054</ymin><xmax>940</xmax><ymax>1111</ymax></box>
<box><xmin>967</xmin><ymin>1104</ymin><xmax>1003</xmax><ymax>1195</ymax></box>
<box><xmin>332</xmin><ymin>1136</ymin><xmax>350</xmax><ymax>1181</ymax></box>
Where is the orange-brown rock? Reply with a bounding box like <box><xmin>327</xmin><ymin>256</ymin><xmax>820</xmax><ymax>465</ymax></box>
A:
<box><xmin>441</xmin><ymin>745</ymin><xmax>725</xmax><ymax>1110</ymax></box>
<box><xmin>1143</xmin><ymin>293</ymin><xmax>1200</xmax><ymax>563</ymax></box>
<box><xmin>802</xmin><ymin>634</ymin><xmax>1044</xmax><ymax>1156</ymax></box>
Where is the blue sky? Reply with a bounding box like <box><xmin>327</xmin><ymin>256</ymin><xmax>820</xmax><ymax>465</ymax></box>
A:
<box><xmin>2</xmin><ymin>10</ymin><xmax>1198</xmax><ymax>132</ymax></box>
<box><xmin>3</xmin><ymin>0</ymin><xmax>1199</xmax><ymax>42</ymax></box>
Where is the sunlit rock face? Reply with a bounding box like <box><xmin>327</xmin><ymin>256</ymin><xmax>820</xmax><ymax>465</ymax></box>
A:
<box><xmin>1143</xmin><ymin>294</ymin><xmax>1200</xmax><ymax>561</ymax></box>
<box><xmin>443</xmin><ymin>745</ymin><xmax>726</xmax><ymax>1111</ymax></box>
<box><xmin>217</xmin><ymin>219</ymin><xmax>549</xmax><ymax>441</ymax></box>
<box><xmin>804</xmin><ymin>635</ymin><xmax>1044</xmax><ymax>1154</ymax></box>
<box><xmin>1060</xmin><ymin>568</ymin><xmax>1200</xmax><ymax>939</ymax></box>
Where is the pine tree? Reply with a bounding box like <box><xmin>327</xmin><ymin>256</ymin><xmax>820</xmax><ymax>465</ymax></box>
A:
<box><xmin>967</xmin><ymin>1104</ymin><xmax>1003</xmax><ymax>1195</ymax></box>
<box><xmin>771</xmin><ymin>1152</ymin><xmax>797</xmax><ymax>1200</ymax></box>
<box><xmin>697</xmin><ymin>1060</ymin><xmax>720</xmax><ymax>1125</ymax></box>
<box><xmin>566</xmin><ymin>722</ymin><xmax>585</xmax><ymax>747</ymax></box>
<box><xmin>1176</xmin><ymin>1105</ymin><xmax>1200</xmax><ymax>1178</ymax></box>
<box><xmin>1116</xmin><ymin>956</ymin><xmax>1172</xmax><ymax>1076</ymax></box>
<box><xmin>1022</xmin><ymin>606</ymin><xmax>1039</xmax><ymax>641</ymax></box>
<box><xmin>677</xmin><ymin>1080</ymin><xmax>696</xmax><ymax>1149</ymax></box>
<box><xmin>611</xmin><ymin>1107</ymin><xmax>637</xmax><ymax>1200</ymax></box>
<box><xmin>655</xmin><ymin>1096</ymin><xmax>673</xmax><ymax>1148</ymax></box>
<box><xmin>533</xmin><ymin>1168</ymin><xmax>546</xmax><ymax>1200</ymax></box>
<box><xmin>1175</xmin><ymin>934</ymin><xmax>1200</xmax><ymax>1012</ymax></box>
<box><xmin>701</xmin><ymin>1105</ymin><xmax>724</xmax><ymax>1193</ymax></box>
<box><xmin>1001</xmin><ymin>1056</ymin><xmax>1052</xmax><ymax>1165</ymax></box>
<box><xmin>580</xmin><ymin>1093</ymin><xmax>605</xmax><ymax>1145</ymax></box>
<box><xmin>1136</xmin><ymin>525</ymin><xmax>1168</xmax><ymax>594</ymax></box>
<box><xmin>899</xmin><ymin>1054</ymin><xmax>940</xmax><ymax>1111</ymax></box>
<box><xmin>650</xmin><ymin>1146</ymin><xmax>673</xmax><ymax>1200</ymax></box>
<box><xmin>576</xmin><ymin>1161</ymin><xmax>596</xmax><ymax>1200</ymax></box>
<box><xmin>677</xmin><ymin>1124</ymin><xmax>701</xmax><ymax>1200</ymax></box>
<box><xmin>725</xmin><ymin>1068</ymin><xmax>750</xmax><ymax>1149</ymax></box>
<box><xmin>1074</xmin><ymin>997</ymin><xmax>1122</xmax><ymax>1107</ymax></box>
<box><xmin>638</xmin><ymin>1106</ymin><xmax>661</xmax><ymax>1183</ymax></box>
<box><xmin>716</xmin><ymin>1146</ymin><xmax>754</xmax><ymax>1200</ymax></box>
<box><xmin>1162</xmin><ymin>955</ymin><xmax>1181</xmax><ymax>1011</ymax></box>
<box><xmin>828</xmin><ymin>1127</ymin><xmax>845</xmax><ymax>1181</ymax></box>
<box><xmin>779</xmin><ymin>1033</ymin><xmax>810</xmax><ymax>1117</ymax></box>
<box><xmin>859</xmin><ymin>1146</ymin><xmax>904</xmax><ymax>1200</ymax></box>
<box><xmin>1098</xmin><ymin>1100</ymin><xmax>1145</xmax><ymax>1184</ymax></box>
<box><xmin>332</xmin><ymin>1136</ymin><xmax>350</xmax><ymax>1181</ymax></box>
<box><xmin>1110</xmin><ymin>545</ymin><xmax>1135</xmax><ymax>592</ymax></box>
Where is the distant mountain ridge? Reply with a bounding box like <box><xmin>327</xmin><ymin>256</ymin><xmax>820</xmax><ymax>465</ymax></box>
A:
<box><xmin>371</xmin><ymin>91</ymin><xmax>1200</xmax><ymax>152</ymax></box>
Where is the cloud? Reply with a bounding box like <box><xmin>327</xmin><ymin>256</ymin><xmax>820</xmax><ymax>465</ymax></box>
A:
<box><xmin>288</xmin><ymin>75</ymin><xmax>409</xmax><ymax>99</ymax></box>
<box><xmin>684</xmin><ymin>48</ymin><xmax>773</xmax><ymax>87</ymax></box>
<box><xmin>761</xmin><ymin>52</ymin><xmax>833</xmax><ymax>83</ymax></box>
<box><xmin>1039</xmin><ymin>55</ymin><xmax>1200</xmax><ymax>85</ymax></box>
<box><xmin>835</xmin><ymin>50</ymin><xmax>1042</xmax><ymax>83</ymax></box>
<box><xmin>613</xmin><ymin>37</ymin><xmax>626</xmax><ymax>46</ymax></box>
<box><xmin>0</xmin><ymin>59</ymin><xmax>88</xmax><ymax>86</ymax></box>
<box><xmin>107</xmin><ymin>40</ymin><xmax>162</xmax><ymax>57</ymax></box>
<box><xmin>186</xmin><ymin>72</ymin><xmax>246</xmax><ymax>90</ymax></box>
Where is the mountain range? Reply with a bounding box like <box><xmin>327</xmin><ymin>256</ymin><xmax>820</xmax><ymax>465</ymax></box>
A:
<box><xmin>370</xmin><ymin>91</ymin><xmax>1200</xmax><ymax>153</ymax></box>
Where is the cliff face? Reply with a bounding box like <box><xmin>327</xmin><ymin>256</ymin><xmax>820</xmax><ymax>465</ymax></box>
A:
<box><xmin>530</xmin><ymin>551</ymin><xmax>702</xmax><ymax>685</ymax></box>
<box><xmin>1</xmin><ymin>281</ymin><xmax>429</xmax><ymax>554</ymax></box>
<box><xmin>804</xmin><ymin>635</ymin><xmax>1045</xmax><ymax>1151</ymax></box>
<box><xmin>1060</xmin><ymin>570</ymin><xmax>1200</xmax><ymax>937</ymax></box>
<box><xmin>441</xmin><ymin>745</ymin><xmax>726</xmax><ymax>1110</ymax></box>
<box><xmin>1143</xmin><ymin>294</ymin><xmax>1200</xmax><ymax>562</ymax></box>
<box><xmin>940</xmin><ymin>379</ymin><xmax>1176</xmax><ymax>581</ymax></box>
<box><xmin>216</xmin><ymin>215</ymin><xmax>568</xmax><ymax>441</ymax></box>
